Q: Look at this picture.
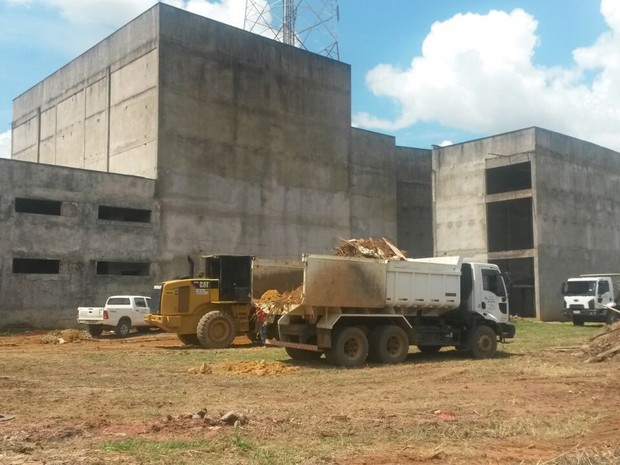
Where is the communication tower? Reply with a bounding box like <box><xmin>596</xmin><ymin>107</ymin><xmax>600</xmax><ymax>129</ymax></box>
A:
<box><xmin>244</xmin><ymin>0</ymin><xmax>340</xmax><ymax>60</ymax></box>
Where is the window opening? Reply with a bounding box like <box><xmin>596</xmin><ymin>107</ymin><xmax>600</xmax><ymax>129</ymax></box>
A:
<box><xmin>15</xmin><ymin>198</ymin><xmax>62</xmax><ymax>216</ymax></box>
<box><xmin>98</xmin><ymin>206</ymin><xmax>151</xmax><ymax>223</ymax></box>
<box><xmin>486</xmin><ymin>162</ymin><xmax>532</xmax><ymax>195</ymax></box>
<box><xmin>13</xmin><ymin>258</ymin><xmax>60</xmax><ymax>274</ymax></box>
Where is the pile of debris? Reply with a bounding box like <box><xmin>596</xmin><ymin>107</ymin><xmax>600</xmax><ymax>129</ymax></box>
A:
<box><xmin>187</xmin><ymin>360</ymin><xmax>300</xmax><ymax>376</ymax></box>
<box><xmin>252</xmin><ymin>237</ymin><xmax>407</xmax><ymax>316</ymax></box>
<box><xmin>334</xmin><ymin>237</ymin><xmax>407</xmax><ymax>260</ymax></box>
<box><xmin>151</xmin><ymin>409</ymin><xmax>248</xmax><ymax>431</ymax></box>
<box><xmin>582</xmin><ymin>321</ymin><xmax>620</xmax><ymax>362</ymax></box>
<box><xmin>40</xmin><ymin>329</ymin><xmax>90</xmax><ymax>344</ymax></box>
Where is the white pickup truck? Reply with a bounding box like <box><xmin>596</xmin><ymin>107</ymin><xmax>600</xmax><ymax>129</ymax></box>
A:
<box><xmin>77</xmin><ymin>295</ymin><xmax>153</xmax><ymax>337</ymax></box>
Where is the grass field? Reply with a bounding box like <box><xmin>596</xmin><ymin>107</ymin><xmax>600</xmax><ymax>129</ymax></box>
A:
<box><xmin>1</xmin><ymin>319</ymin><xmax>619</xmax><ymax>464</ymax></box>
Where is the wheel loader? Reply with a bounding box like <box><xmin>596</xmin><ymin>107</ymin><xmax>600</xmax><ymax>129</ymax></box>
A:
<box><xmin>145</xmin><ymin>255</ymin><xmax>302</xmax><ymax>348</ymax></box>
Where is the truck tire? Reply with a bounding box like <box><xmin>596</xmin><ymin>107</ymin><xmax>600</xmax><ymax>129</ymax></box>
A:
<box><xmin>471</xmin><ymin>325</ymin><xmax>497</xmax><ymax>359</ymax></box>
<box><xmin>115</xmin><ymin>318</ymin><xmax>132</xmax><ymax>338</ymax></box>
<box><xmin>87</xmin><ymin>324</ymin><xmax>104</xmax><ymax>338</ymax></box>
<box><xmin>572</xmin><ymin>316</ymin><xmax>585</xmax><ymax>326</ymax></box>
<box><xmin>197</xmin><ymin>310</ymin><xmax>236</xmax><ymax>348</ymax></box>
<box><xmin>285</xmin><ymin>347</ymin><xmax>322</xmax><ymax>361</ymax></box>
<box><xmin>325</xmin><ymin>326</ymin><xmax>369</xmax><ymax>368</ymax></box>
<box><xmin>177</xmin><ymin>334</ymin><xmax>200</xmax><ymax>346</ymax></box>
<box><xmin>369</xmin><ymin>326</ymin><xmax>409</xmax><ymax>364</ymax></box>
<box><xmin>606</xmin><ymin>310</ymin><xmax>619</xmax><ymax>325</ymax></box>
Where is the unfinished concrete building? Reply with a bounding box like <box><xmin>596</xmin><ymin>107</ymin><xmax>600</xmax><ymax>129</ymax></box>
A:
<box><xmin>2</xmin><ymin>3</ymin><xmax>432</xmax><ymax>328</ymax></box>
<box><xmin>4</xmin><ymin>3</ymin><xmax>619</xmax><ymax>328</ymax></box>
<box><xmin>433</xmin><ymin>127</ymin><xmax>620</xmax><ymax>320</ymax></box>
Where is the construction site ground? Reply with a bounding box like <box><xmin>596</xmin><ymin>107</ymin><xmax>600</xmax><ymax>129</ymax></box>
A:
<box><xmin>1</xmin><ymin>319</ymin><xmax>619</xmax><ymax>465</ymax></box>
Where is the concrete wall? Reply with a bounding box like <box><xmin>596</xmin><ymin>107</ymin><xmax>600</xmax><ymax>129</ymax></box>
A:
<box><xmin>11</xmin><ymin>7</ymin><xmax>159</xmax><ymax>179</ymax></box>
<box><xmin>350</xmin><ymin>128</ymin><xmax>397</xmax><ymax>241</ymax></box>
<box><xmin>395</xmin><ymin>146</ymin><xmax>432</xmax><ymax>258</ymax></box>
<box><xmin>154</xmin><ymin>5</ymin><xmax>352</xmax><ymax>276</ymax></box>
<box><xmin>534</xmin><ymin>128</ymin><xmax>620</xmax><ymax>320</ymax></box>
<box><xmin>0</xmin><ymin>159</ymin><xmax>157</xmax><ymax>329</ymax></box>
<box><xmin>433</xmin><ymin>129</ymin><xmax>536</xmax><ymax>261</ymax></box>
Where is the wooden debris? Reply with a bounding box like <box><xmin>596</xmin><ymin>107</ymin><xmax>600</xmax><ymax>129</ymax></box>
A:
<box><xmin>582</xmin><ymin>321</ymin><xmax>620</xmax><ymax>362</ymax></box>
<box><xmin>334</xmin><ymin>237</ymin><xmax>407</xmax><ymax>260</ymax></box>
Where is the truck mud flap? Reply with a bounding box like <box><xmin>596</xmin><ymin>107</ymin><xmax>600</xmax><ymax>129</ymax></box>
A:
<box><xmin>265</xmin><ymin>338</ymin><xmax>320</xmax><ymax>352</ymax></box>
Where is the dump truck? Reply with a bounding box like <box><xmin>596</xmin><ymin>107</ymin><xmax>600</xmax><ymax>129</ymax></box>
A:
<box><xmin>144</xmin><ymin>255</ymin><xmax>303</xmax><ymax>347</ymax></box>
<box><xmin>562</xmin><ymin>274</ymin><xmax>620</xmax><ymax>325</ymax></box>
<box><xmin>262</xmin><ymin>254</ymin><xmax>515</xmax><ymax>367</ymax></box>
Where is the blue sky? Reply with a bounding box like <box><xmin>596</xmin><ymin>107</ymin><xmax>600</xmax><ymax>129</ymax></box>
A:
<box><xmin>0</xmin><ymin>0</ymin><xmax>617</xmax><ymax>158</ymax></box>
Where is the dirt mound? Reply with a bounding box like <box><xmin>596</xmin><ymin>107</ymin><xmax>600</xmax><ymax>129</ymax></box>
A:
<box><xmin>334</xmin><ymin>237</ymin><xmax>406</xmax><ymax>260</ymax></box>
<box><xmin>40</xmin><ymin>329</ymin><xmax>90</xmax><ymax>344</ymax></box>
<box><xmin>221</xmin><ymin>360</ymin><xmax>300</xmax><ymax>375</ymax></box>
<box><xmin>582</xmin><ymin>322</ymin><xmax>620</xmax><ymax>362</ymax></box>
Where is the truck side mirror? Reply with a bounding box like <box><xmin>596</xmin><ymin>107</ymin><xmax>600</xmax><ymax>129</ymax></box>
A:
<box><xmin>561</xmin><ymin>282</ymin><xmax>567</xmax><ymax>295</ymax></box>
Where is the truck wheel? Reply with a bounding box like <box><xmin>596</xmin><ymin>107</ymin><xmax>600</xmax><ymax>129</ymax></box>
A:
<box><xmin>197</xmin><ymin>310</ymin><xmax>236</xmax><ymax>348</ymax></box>
<box><xmin>87</xmin><ymin>325</ymin><xmax>104</xmax><ymax>338</ymax></box>
<box><xmin>417</xmin><ymin>345</ymin><xmax>441</xmax><ymax>355</ymax></box>
<box><xmin>369</xmin><ymin>326</ymin><xmax>409</xmax><ymax>364</ymax></box>
<box><xmin>177</xmin><ymin>334</ymin><xmax>200</xmax><ymax>346</ymax></box>
<box><xmin>115</xmin><ymin>318</ymin><xmax>132</xmax><ymax>338</ymax></box>
<box><xmin>325</xmin><ymin>326</ymin><xmax>369</xmax><ymax>368</ymax></box>
<box><xmin>606</xmin><ymin>310</ymin><xmax>619</xmax><ymax>325</ymax></box>
<box><xmin>471</xmin><ymin>325</ymin><xmax>497</xmax><ymax>359</ymax></box>
<box><xmin>572</xmin><ymin>317</ymin><xmax>585</xmax><ymax>326</ymax></box>
<box><xmin>285</xmin><ymin>347</ymin><xmax>322</xmax><ymax>361</ymax></box>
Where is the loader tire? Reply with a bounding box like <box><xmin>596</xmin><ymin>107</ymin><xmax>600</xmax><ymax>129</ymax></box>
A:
<box><xmin>87</xmin><ymin>324</ymin><xmax>104</xmax><ymax>338</ymax></box>
<box><xmin>177</xmin><ymin>334</ymin><xmax>200</xmax><ymax>346</ymax></box>
<box><xmin>325</xmin><ymin>326</ymin><xmax>368</xmax><ymax>368</ymax></box>
<box><xmin>285</xmin><ymin>347</ymin><xmax>322</xmax><ymax>361</ymax></box>
<box><xmin>471</xmin><ymin>325</ymin><xmax>497</xmax><ymax>359</ymax></box>
<box><xmin>369</xmin><ymin>326</ymin><xmax>409</xmax><ymax>364</ymax></box>
<box><xmin>197</xmin><ymin>310</ymin><xmax>236</xmax><ymax>349</ymax></box>
<box><xmin>115</xmin><ymin>318</ymin><xmax>132</xmax><ymax>338</ymax></box>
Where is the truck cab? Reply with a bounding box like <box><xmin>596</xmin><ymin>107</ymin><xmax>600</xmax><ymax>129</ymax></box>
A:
<box><xmin>562</xmin><ymin>275</ymin><xmax>619</xmax><ymax>325</ymax></box>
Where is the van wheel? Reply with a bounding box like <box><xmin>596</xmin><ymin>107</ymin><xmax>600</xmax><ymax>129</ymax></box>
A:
<box><xmin>87</xmin><ymin>325</ymin><xmax>104</xmax><ymax>338</ymax></box>
<box><xmin>369</xmin><ymin>326</ymin><xmax>409</xmax><ymax>364</ymax></box>
<box><xmin>325</xmin><ymin>326</ymin><xmax>368</xmax><ymax>368</ymax></box>
<box><xmin>115</xmin><ymin>318</ymin><xmax>132</xmax><ymax>338</ymax></box>
<box><xmin>197</xmin><ymin>310</ymin><xmax>236</xmax><ymax>348</ymax></box>
<box><xmin>177</xmin><ymin>334</ymin><xmax>200</xmax><ymax>346</ymax></box>
<box><xmin>285</xmin><ymin>347</ymin><xmax>322</xmax><ymax>361</ymax></box>
<box><xmin>471</xmin><ymin>325</ymin><xmax>497</xmax><ymax>359</ymax></box>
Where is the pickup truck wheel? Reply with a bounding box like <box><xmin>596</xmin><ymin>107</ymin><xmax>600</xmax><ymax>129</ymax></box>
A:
<box><xmin>87</xmin><ymin>325</ymin><xmax>104</xmax><ymax>338</ymax></box>
<box><xmin>177</xmin><ymin>334</ymin><xmax>200</xmax><ymax>346</ymax></box>
<box><xmin>115</xmin><ymin>318</ymin><xmax>132</xmax><ymax>338</ymax></box>
<box><xmin>369</xmin><ymin>326</ymin><xmax>409</xmax><ymax>364</ymax></box>
<box><xmin>572</xmin><ymin>317</ymin><xmax>585</xmax><ymax>326</ymax></box>
<box><xmin>197</xmin><ymin>310</ymin><xmax>236</xmax><ymax>348</ymax></box>
<box><xmin>285</xmin><ymin>347</ymin><xmax>322</xmax><ymax>361</ymax></box>
<box><xmin>471</xmin><ymin>325</ymin><xmax>497</xmax><ymax>359</ymax></box>
<box><xmin>325</xmin><ymin>326</ymin><xmax>368</xmax><ymax>368</ymax></box>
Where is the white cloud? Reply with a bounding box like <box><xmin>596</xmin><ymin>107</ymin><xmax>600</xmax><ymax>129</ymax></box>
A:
<box><xmin>3</xmin><ymin>0</ymin><xmax>248</xmax><ymax>29</ymax></box>
<box><xmin>0</xmin><ymin>130</ymin><xmax>11</xmax><ymax>158</ymax></box>
<box><xmin>354</xmin><ymin>0</ymin><xmax>620</xmax><ymax>151</ymax></box>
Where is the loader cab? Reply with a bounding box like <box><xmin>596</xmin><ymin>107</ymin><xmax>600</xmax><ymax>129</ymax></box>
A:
<box><xmin>203</xmin><ymin>255</ymin><xmax>253</xmax><ymax>303</ymax></box>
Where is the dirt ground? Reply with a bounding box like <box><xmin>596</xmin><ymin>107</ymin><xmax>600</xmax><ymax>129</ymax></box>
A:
<box><xmin>1</xmin><ymin>324</ymin><xmax>620</xmax><ymax>465</ymax></box>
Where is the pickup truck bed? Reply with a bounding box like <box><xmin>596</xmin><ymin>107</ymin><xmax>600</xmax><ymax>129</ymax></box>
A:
<box><xmin>77</xmin><ymin>295</ymin><xmax>152</xmax><ymax>337</ymax></box>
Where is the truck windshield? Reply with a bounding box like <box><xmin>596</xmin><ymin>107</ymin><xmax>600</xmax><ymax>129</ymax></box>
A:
<box><xmin>150</xmin><ymin>285</ymin><xmax>162</xmax><ymax>314</ymax></box>
<box><xmin>564</xmin><ymin>281</ymin><xmax>596</xmax><ymax>296</ymax></box>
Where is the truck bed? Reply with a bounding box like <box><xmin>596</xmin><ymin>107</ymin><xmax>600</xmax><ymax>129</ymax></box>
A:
<box><xmin>77</xmin><ymin>307</ymin><xmax>105</xmax><ymax>323</ymax></box>
<box><xmin>285</xmin><ymin>254</ymin><xmax>462</xmax><ymax>315</ymax></box>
